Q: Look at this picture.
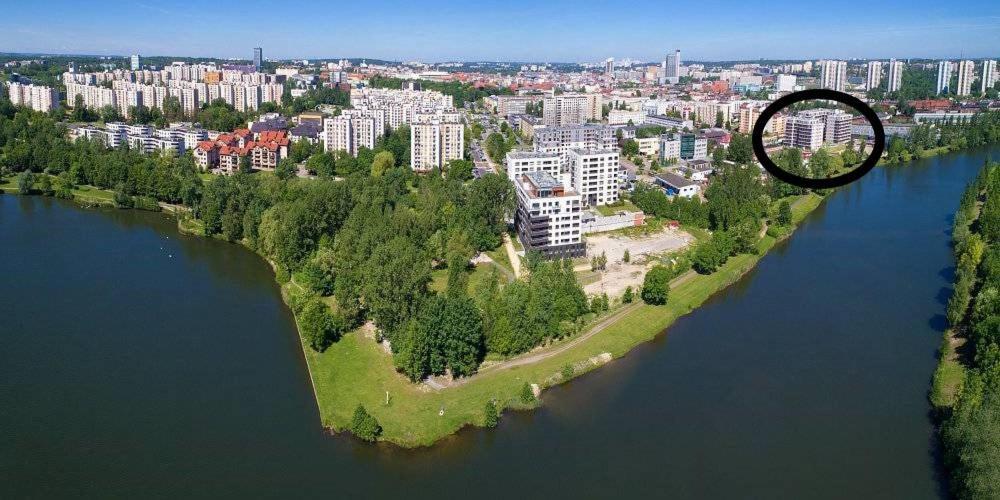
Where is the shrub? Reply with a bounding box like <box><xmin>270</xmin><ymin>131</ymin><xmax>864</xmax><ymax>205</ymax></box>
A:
<box><xmin>622</xmin><ymin>286</ymin><xmax>634</xmax><ymax>304</ymax></box>
<box><xmin>641</xmin><ymin>265</ymin><xmax>671</xmax><ymax>305</ymax></box>
<box><xmin>483</xmin><ymin>399</ymin><xmax>499</xmax><ymax>428</ymax></box>
<box><xmin>561</xmin><ymin>364</ymin><xmax>574</xmax><ymax>379</ymax></box>
<box><xmin>349</xmin><ymin>405</ymin><xmax>382</xmax><ymax>442</ymax></box>
<box><xmin>520</xmin><ymin>382</ymin><xmax>536</xmax><ymax>404</ymax></box>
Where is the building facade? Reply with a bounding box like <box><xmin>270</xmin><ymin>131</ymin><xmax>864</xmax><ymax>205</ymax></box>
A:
<box><xmin>513</xmin><ymin>171</ymin><xmax>584</xmax><ymax>259</ymax></box>
<box><xmin>567</xmin><ymin>148</ymin><xmax>620</xmax><ymax>207</ymax></box>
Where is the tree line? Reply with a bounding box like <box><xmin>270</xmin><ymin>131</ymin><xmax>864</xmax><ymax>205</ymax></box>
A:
<box><xmin>939</xmin><ymin>161</ymin><xmax>1000</xmax><ymax>499</ymax></box>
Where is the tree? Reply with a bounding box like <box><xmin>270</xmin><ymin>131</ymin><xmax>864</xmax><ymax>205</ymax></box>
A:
<box><xmin>349</xmin><ymin>405</ymin><xmax>382</xmax><ymax>442</ymax></box>
<box><xmin>622</xmin><ymin>286</ymin><xmax>634</xmax><ymax>304</ymax></box>
<box><xmin>727</xmin><ymin>133</ymin><xmax>754</xmax><ymax>164</ymax></box>
<box><xmin>777</xmin><ymin>200</ymin><xmax>792</xmax><ymax>226</ymax></box>
<box><xmin>622</xmin><ymin>139</ymin><xmax>640</xmax><ymax>157</ymax></box>
<box><xmin>371</xmin><ymin>150</ymin><xmax>395</xmax><ymax>177</ymax></box>
<box><xmin>37</xmin><ymin>174</ymin><xmax>53</xmax><ymax>196</ymax></box>
<box><xmin>520</xmin><ymin>382</ymin><xmax>536</xmax><ymax>404</ymax></box>
<box><xmin>641</xmin><ymin>265</ymin><xmax>671</xmax><ymax>305</ymax></box>
<box><xmin>275</xmin><ymin>158</ymin><xmax>297</xmax><ymax>180</ymax></box>
<box><xmin>238</xmin><ymin>155</ymin><xmax>253</xmax><ymax>174</ymax></box>
<box><xmin>299</xmin><ymin>298</ymin><xmax>346</xmax><ymax>352</ymax></box>
<box><xmin>483</xmin><ymin>399</ymin><xmax>499</xmax><ymax>428</ymax></box>
<box><xmin>16</xmin><ymin>171</ymin><xmax>34</xmax><ymax>194</ymax></box>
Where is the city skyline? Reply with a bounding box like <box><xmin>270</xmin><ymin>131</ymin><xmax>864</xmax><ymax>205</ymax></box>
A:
<box><xmin>2</xmin><ymin>0</ymin><xmax>1000</xmax><ymax>62</ymax></box>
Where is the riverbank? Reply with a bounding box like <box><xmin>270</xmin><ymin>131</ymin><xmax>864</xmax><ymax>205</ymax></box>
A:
<box><xmin>301</xmin><ymin>192</ymin><xmax>826</xmax><ymax>447</ymax></box>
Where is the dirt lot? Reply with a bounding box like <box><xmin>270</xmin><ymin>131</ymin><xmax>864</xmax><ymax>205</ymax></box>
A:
<box><xmin>580</xmin><ymin>227</ymin><xmax>694</xmax><ymax>297</ymax></box>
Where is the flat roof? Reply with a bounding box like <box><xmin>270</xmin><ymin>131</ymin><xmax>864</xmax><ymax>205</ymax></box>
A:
<box><xmin>656</xmin><ymin>172</ymin><xmax>698</xmax><ymax>188</ymax></box>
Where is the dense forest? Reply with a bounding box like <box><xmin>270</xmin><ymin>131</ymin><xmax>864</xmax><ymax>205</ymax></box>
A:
<box><xmin>940</xmin><ymin>160</ymin><xmax>1000</xmax><ymax>499</ymax></box>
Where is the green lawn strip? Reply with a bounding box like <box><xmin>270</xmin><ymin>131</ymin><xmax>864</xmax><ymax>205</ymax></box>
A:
<box><xmin>930</xmin><ymin>330</ymin><xmax>966</xmax><ymax>410</ymax></box>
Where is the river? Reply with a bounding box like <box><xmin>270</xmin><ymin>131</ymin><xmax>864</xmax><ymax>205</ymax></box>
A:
<box><xmin>3</xmin><ymin>146</ymin><xmax>995</xmax><ymax>499</ymax></box>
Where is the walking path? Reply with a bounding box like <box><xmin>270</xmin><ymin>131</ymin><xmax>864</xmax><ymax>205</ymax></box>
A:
<box><xmin>503</xmin><ymin>233</ymin><xmax>522</xmax><ymax>279</ymax></box>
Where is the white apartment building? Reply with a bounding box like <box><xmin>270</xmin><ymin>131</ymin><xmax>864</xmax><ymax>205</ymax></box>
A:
<box><xmin>784</xmin><ymin>115</ymin><xmax>825</xmax><ymax>151</ymax></box>
<box><xmin>5</xmin><ymin>82</ymin><xmax>60</xmax><ymax>112</ymax></box>
<box><xmin>410</xmin><ymin>111</ymin><xmax>464</xmax><ymax>172</ymax></box>
<box><xmin>322</xmin><ymin>111</ymin><xmax>381</xmax><ymax>156</ymax></box>
<box><xmin>542</xmin><ymin>94</ymin><xmax>602</xmax><ymax>126</ymax></box>
<box><xmin>607</xmin><ymin>109</ymin><xmax>646</xmax><ymax>125</ymax></box>
<box><xmin>484</xmin><ymin>95</ymin><xmax>542</xmax><ymax>116</ymax></box>
<box><xmin>513</xmin><ymin>171</ymin><xmax>584</xmax><ymax>259</ymax></box>
<box><xmin>822</xmin><ymin>110</ymin><xmax>852</xmax><ymax>144</ymax></box>
<box><xmin>887</xmin><ymin>60</ymin><xmax>905</xmax><ymax>93</ymax></box>
<box><xmin>866</xmin><ymin>61</ymin><xmax>883</xmax><ymax>91</ymax></box>
<box><xmin>820</xmin><ymin>60</ymin><xmax>848</xmax><ymax>92</ymax></box>
<box><xmin>937</xmin><ymin>61</ymin><xmax>953</xmax><ymax>95</ymax></box>
<box><xmin>533</xmin><ymin>124</ymin><xmax>616</xmax><ymax>160</ymax></box>
<box><xmin>568</xmin><ymin>148</ymin><xmax>619</xmax><ymax>207</ymax></box>
<box><xmin>776</xmin><ymin>74</ymin><xmax>796</xmax><ymax>92</ymax></box>
<box><xmin>956</xmin><ymin>60</ymin><xmax>975</xmax><ymax>96</ymax></box>
<box><xmin>505</xmin><ymin>151</ymin><xmax>562</xmax><ymax>184</ymax></box>
<box><xmin>983</xmin><ymin>60</ymin><xmax>998</xmax><ymax>94</ymax></box>
<box><xmin>659</xmin><ymin>135</ymin><xmax>681</xmax><ymax>162</ymax></box>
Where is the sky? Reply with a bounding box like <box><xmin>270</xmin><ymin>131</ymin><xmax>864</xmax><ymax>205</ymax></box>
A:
<box><xmin>2</xmin><ymin>0</ymin><xmax>999</xmax><ymax>63</ymax></box>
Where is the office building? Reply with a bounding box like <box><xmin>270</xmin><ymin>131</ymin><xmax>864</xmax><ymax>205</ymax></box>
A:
<box><xmin>130</xmin><ymin>54</ymin><xmax>140</xmax><ymax>71</ymax></box>
<box><xmin>936</xmin><ymin>61</ymin><xmax>953</xmax><ymax>95</ymax></box>
<box><xmin>820</xmin><ymin>60</ymin><xmax>847</xmax><ymax>92</ymax></box>
<box><xmin>659</xmin><ymin>135</ymin><xmax>681</xmax><ymax>162</ymax></box>
<box><xmin>605</xmin><ymin>58</ymin><xmax>614</xmax><ymax>76</ymax></box>
<box><xmin>253</xmin><ymin>48</ymin><xmax>263</xmax><ymax>71</ymax></box>
<box><xmin>410</xmin><ymin>111</ymin><xmax>464</xmax><ymax>172</ymax></box>
<box><xmin>567</xmin><ymin>148</ymin><xmax>620</xmax><ymax>207</ymax></box>
<box><xmin>664</xmin><ymin>49</ymin><xmax>681</xmax><ymax>82</ymax></box>
<box><xmin>866</xmin><ymin>61</ymin><xmax>882</xmax><ymax>91</ymax></box>
<box><xmin>984</xmin><ymin>60</ymin><xmax>998</xmax><ymax>94</ymax></box>
<box><xmin>513</xmin><ymin>171</ymin><xmax>584</xmax><ymax>259</ymax></box>
<box><xmin>887</xmin><ymin>59</ymin><xmax>904</xmax><ymax>93</ymax></box>
<box><xmin>956</xmin><ymin>60</ymin><xmax>975</xmax><ymax>96</ymax></box>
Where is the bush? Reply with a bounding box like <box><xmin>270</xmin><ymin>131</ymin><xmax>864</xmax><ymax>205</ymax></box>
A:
<box><xmin>349</xmin><ymin>404</ymin><xmax>382</xmax><ymax>442</ymax></box>
<box><xmin>641</xmin><ymin>265</ymin><xmax>671</xmax><ymax>305</ymax></box>
<box><xmin>299</xmin><ymin>298</ymin><xmax>347</xmax><ymax>352</ymax></box>
<box><xmin>561</xmin><ymin>364</ymin><xmax>574</xmax><ymax>379</ymax></box>
<box><xmin>622</xmin><ymin>286</ymin><xmax>634</xmax><ymax>304</ymax></box>
<box><xmin>520</xmin><ymin>382</ymin><xmax>536</xmax><ymax>404</ymax></box>
<box><xmin>483</xmin><ymin>399</ymin><xmax>499</xmax><ymax>428</ymax></box>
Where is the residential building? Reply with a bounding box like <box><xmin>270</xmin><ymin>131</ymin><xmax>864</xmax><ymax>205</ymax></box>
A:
<box><xmin>784</xmin><ymin>114</ymin><xmax>825</xmax><ymax>150</ymax></box>
<box><xmin>607</xmin><ymin>109</ymin><xmax>646</xmax><ymax>126</ymax></box>
<box><xmin>821</xmin><ymin>110</ymin><xmax>852</xmax><ymax>144</ymax></box>
<box><xmin>534</xmin><ymin>124</ymin><xmax>616</xmax><ymax>160</ymax></box>
<box><xmin>659</xmin><ymin>135</ymin><xmax>681</xmax><ymax>163</ymax></box>
<box><xmin>542</xmin><ymin>94</ymin><xmax>602</xmax><ymax>126</ymax></box>
<box><xmin>5</xmin><ymin>82</ymin><xmax>59</xmax><ymax>112</ymax></box>
<box><xmin>567</xmin><ymin>149</ymin><xmax>620</xmax><ymax>207</ymax></box>
<box><xmin>776</xmin><ymin>74</ymin><xmax>796</xmax><ymax>92</ymax></box>
<box><xmin>130</xmin><ymin>54</ymin><xmax>140</xmax><ymax>71</ymax></box>
<box><xmin>505</xmin><ymin>151</ymin><xmax>561</xmax><ymax>184</ymax></box>
<box><xmin>983</xmin><ymin>60</ymin><xmax>998</xmax><ymax>94</ymax></box>
<box><xmin>866</xmin><ymin>61</ymin><xmax>882</xmax><ymax>91</ymax></box>
<box><xmin>676</xmin><ymin>133</ymin><xmax>707</xmax><ymax>160</ymax></box>
<box><xmin>956</xmin><ymin>60</ymin><xmax>975</xmax><ymax>96</ymax></box>
<box><xmin>513</xmin><ymin>171</ymin><xmax>584</xmax><ymax>259</ymax></box>
<box><xmin>887</xmin><ymin>59</ymin><xmax>904</xmax><ymax>93</ymax></box>
<box><xmin>820</xmin><ymin>60</ymin><xmax>847</xmax><ymax>92</ymax></box>
<box><xmin>936</xmin><ymin>61</ymin><xmax>953</xmax><ymax>95</ymax></box>
<box><xmin>605</xmin><ymin>57</ymin><xmax>614</xmax><ymax>76</ymax></box>
<box><xmin>410</xmin><ymin>111</ymin><xmax>464</xmax><ymax>172</ymax></box>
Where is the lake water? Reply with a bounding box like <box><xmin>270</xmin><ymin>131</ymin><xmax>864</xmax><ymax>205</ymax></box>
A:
<box><xmin>3</xmin><ymin>147</ymin><xmax>995</xmax><ymax>498</ymax></box>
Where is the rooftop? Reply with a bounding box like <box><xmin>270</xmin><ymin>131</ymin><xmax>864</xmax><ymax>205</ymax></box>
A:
<box><xmin>656</xmin><ymin>172</ymin><xmax>698</xmax><ymax>188</ymax></box>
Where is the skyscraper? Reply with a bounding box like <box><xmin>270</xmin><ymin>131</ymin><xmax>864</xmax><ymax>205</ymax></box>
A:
<box><xmin>936</xmin><ymin>61</ymin><xmax>953</xmax><ymax>95</ymax></box>
<box><xmin>887</xmin><ymin>59</ymin><xmax>904</xmax><ymax>94</ymax></box>
<box><xmin>604</xmin><ymin>57</ymin><xmax>614</xmax><ymax>76</ymax></box>
<box><xmin>984</xmin><ymin>60</ymin><xmax>998</xmax><ymax>94</ymax></box>
<box><xmin>866</xmin><ymin>61</ymin><xmax>882</xmax><ymax>91</ymax></box>
<box><xmin>130</xmin><ymin>54</ymin><xmax>140</xmax><ymax>71</ymax></box>
<box><xmin>664</xmin><ymin>50</ymin><xmax>681</xmax><ymax>80</ymax></box>
<box><xmin>820</xmin><ymin>60</ymin><xmax>847</xmax><ymax>92</ymax></box>
<box><xmin>253</xmin><ymin>47</ymin><xmax>263</xmax><ymax>71</ymax></box>
<box><xmin>956</xmin><ymin>60</ymin><xmax>975</xmax><ymax>96</ymax></box>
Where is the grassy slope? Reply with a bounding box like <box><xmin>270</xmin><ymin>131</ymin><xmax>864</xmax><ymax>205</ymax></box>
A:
<box><xmin>303</xmin><ymin>192</ymin><xmax>823</xmax><ymax>447</ymax></box>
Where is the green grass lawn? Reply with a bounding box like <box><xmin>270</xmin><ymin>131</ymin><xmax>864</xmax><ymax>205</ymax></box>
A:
<box><xmin>594</xmin><ymin>200</ymin><xmax>641</xmax><ymax>217</ymax></box>
<box><xmin>429</xmin><ymin>263</ymin><xmax>507</xmax><ymax>295</ymax></box>
<box><xmin>301</xmin><ymin>193</ymin><xmax>824</xmax><ymax>447</ymax></box>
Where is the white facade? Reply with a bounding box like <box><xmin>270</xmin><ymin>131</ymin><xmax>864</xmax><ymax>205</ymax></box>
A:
<box><xmin>866</xmin><ymin>61</ymin><xmax>882</xmax><ymax>91</ymax></box>
<box><xmin>784</xmin><ymin>115</ymin><xmax>825</xmax><ymax>151</ymax></box>
<box><xmin>983</xmin><ymin>60</ymin><xmax>998</xmax><ymax>94</ymax></box>
<box><xmin>568</xmin><ymin>148</ymin><xmax>620</xmax><ymax>207</ymax></box>
<box><xmin>887</xmin><ymin>60</ymin><xmax>904</xmax><ymax>93</ymax></box>
<box><xmin>5</xmin><ymin>82</ymin><xmax>60</xmax><ymax>112</ymax></box>
<box><xmin>505</xmin><ymin>151</ymin><xmax>561</xmax><ymax>184</ymax></box>
<box><xmin>776</xmin><ymin>74</ymin><xmax>796</xmax><ymax>92</ymax></box>
<box><xmin>956</xmin><ymin>60</ymin><xmax>975</xmax><ymax>96</ymax></box>
<box><xmin>542</xmin><ymin>94</ymin><xmax>602</xmax><ymax>126</ymax></box>
<box><xmin>820</xmin><ymin>60</ymin><xmax>847</xmax><ymax>92</ymax></box>
<box><xmin>937</xmin><ymin>61</ymin><xmax>953</xmax><ymax>95</ymax></box>
<box><xmin>410</xmin><ymin>111</ymin><xmax>464</xmax><ymax>172</ymax></box>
